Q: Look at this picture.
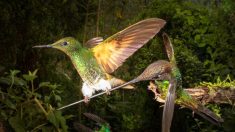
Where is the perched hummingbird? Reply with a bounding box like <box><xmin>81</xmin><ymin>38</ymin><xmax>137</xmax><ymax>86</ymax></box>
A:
<box><xmin>33</xmin><ymin>18</ymin><xmax>166</xmax><ymax>102</ymax></box>
<box><xmin>146</xmin><ymin>34</ymin><xmax>223</xmax><ymax>131</ymax></box>
<box><xmin>73</xmin><ymin>113</ymin><xmax>111</xmax><ymax>132</ymax></box>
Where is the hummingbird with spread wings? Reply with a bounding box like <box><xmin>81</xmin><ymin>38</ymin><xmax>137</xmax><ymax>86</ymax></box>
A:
<box><xmin>33</xmin><ymin>18</ymin><xmax>166</xmax><ymax>102</ymax></box>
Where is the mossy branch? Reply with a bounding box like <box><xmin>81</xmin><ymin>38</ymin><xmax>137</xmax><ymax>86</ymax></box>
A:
<box><xmin>184</xmin><ymin>86</ymin><xmax>235</xmax><ymax>105</ymax></box>
<box><xmin>150</xmin><ymin>85</ymin><xmax>235</xmax><ymax>105</ymax></box>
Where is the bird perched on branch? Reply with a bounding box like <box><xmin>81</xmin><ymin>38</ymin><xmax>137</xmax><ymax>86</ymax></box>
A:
<box><xmin>146</xmin><ymin>34</ymin><xmax>223</xmax><ymax>131</ymax></box>
<box><xmin>33</xmin><ymin>18</ymin><xmax>166</xmax><ymax>103</ymax></box>
<box><xmin>116</xmin><ymin>33</ymin><xmax>223</xmax><ymax>131</ymax></box>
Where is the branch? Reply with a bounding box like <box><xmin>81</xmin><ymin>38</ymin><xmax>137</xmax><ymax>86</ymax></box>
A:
<box><xmin>148</xmin><ymin>83</ymin><xmax>235</xmax><ymax>105</ymax></box>
<box><xmin>184</xmin><ymin>86</ymin><xmax>235</xmax><ymax>105</ymax></box>
<box><xmin>57</xmin><ymin>81</ymin><xmax>131</xmax><ymax>110</ymax></box>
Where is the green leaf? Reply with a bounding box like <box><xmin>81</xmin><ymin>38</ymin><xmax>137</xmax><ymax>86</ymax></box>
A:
<box><xmin>4</xmin><ymin>99</ymin><xmax>16</xmax><ymax>109</ymax></box>
<box><xmin>54</xmin><ymin>95</ymin><xmax>61</xmax><ymax>102</ymax></box>
<box><xmin>47</xmin><ymin>111</ymin><xmax>58</xmax><ymax>128</ymax></box>
<box><xmin>23</xmin><ymin>74</ymin><xmax>37</xmax><ymax>81</ymax></box>
<box><xmin>10</xmin><ymin>70</ymin><xmax>20</xmax><ymax>77</ymax></box>
<box><xmin>39</xmin><ymin>82</ymin><xmax>51</xmax><ymax>88</ymax></box>
<box><xmin>44</xmin><ymin>96</ymin><xmax>50</xmax><ymax>103</ymax></box>
<box><xmin>9</xmin><ymin>115</ymin><xmax>26</xmax><ymax>132</ymax></box>
<box><xmin>47</xmin><ymin>111</ymin><xmax>68</xmax><ymax>132</ymax></box>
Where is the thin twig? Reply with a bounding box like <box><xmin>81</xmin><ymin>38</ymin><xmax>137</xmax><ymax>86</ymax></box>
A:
<box><xmin>57</xmin><ymin>81</ymin><xmax>133</xmax><ymax>110</ymax></box>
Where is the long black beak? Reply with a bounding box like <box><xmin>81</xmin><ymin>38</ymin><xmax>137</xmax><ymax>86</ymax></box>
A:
<box><xmin>33</xmin><ymin>45</ymin><xmax>53</xmax><ymax>48</ymax></box>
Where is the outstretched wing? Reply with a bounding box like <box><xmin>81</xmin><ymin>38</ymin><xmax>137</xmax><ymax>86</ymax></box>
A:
<box><xmin>92</xmin><ymin>18</ymin><xmax>166</xmax><ymax>73</ymax></box>
<box><xmin>162</xmin><ymin>33</ymin><xmax>175</xmax><ymax>64</ymax></box>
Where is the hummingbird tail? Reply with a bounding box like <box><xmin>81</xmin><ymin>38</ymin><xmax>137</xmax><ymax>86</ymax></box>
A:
<box><xmin>194</xmin><ymin>105</ymin><xmax>224</xmax><ymax>125</ymax></box>
<box><xmin>109</xmin><ymin>77</ymin><xmax>135</xmax><ymax>89</ymax></box>
<box><xmin>162</xmin><ymin>80</ymin><xmax>176</xmax><ymax>132</ymax></box>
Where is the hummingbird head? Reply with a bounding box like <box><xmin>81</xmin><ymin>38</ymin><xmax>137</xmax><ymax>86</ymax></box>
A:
<box><xmin>33</xmin><ymin>37</ymin><xmax>82</xmax><ymax>54</ymax></box>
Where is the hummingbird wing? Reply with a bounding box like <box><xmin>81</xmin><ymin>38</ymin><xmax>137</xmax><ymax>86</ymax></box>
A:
<box><xmin>85</xmin><ymin>37</ymin><xmax>104</xmax><ymax>48</ymax></box>
<box><xmin>92</xmin><ymin>18</ymin><xmax>166</xmax><ymax>73</ymax></box>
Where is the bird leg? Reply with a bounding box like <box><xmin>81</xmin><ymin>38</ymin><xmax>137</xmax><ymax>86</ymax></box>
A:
<box><xmin>148</xmin><ymin>81</ymin><xmax>161</xmax><ymax>100</ymax></box>
<box><xmin>105</xmin><ymin>88</ymin><xmax>111</xmax><ymax>95</ymax></box>
<box><xmin>84</xmin><ymin>96</ymin><xmax>90</xmax><ymax>104</ymax></box>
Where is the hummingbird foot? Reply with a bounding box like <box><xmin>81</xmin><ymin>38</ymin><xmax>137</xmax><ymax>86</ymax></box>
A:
<box><xmin>105</xmin><ymin>89</ymin><xmax>111</xmax><ymax>95</ymax></box>
<box><xmin>84</xmin><ymin>96</ymin><xmax>90</xmax><ymax>104</ymax></box>
<box><xmin>148</xmin><ymin>81</ymin><xmax>165</xmax><ymax>103</ymax></box>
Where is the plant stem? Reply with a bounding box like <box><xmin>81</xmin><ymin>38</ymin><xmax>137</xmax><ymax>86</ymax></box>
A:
<box><xmin>34</xmin><ymin>97</ymin><xmax>48</xmax><ymax>116</ymax></box>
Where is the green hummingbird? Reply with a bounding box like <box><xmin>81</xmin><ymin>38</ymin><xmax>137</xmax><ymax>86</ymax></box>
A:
<box><xmin>147</xmin><ymin>33</ymin><xmax>223</xmax><ymax>131</ymax></box>
<box><xmin>33</xmin><ymin>18</ymin><xmax>166</xmax><ymax>102</ymax></box>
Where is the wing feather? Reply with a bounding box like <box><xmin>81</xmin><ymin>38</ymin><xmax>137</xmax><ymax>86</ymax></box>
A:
<box><xmin>92</xmin><ymin>18</ymin><xmax>166</xmax><ymax>73</ymax></box>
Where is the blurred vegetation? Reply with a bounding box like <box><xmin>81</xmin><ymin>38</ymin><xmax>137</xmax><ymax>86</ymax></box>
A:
<box><xmin>0</xmin><ymin>0</ymin><xmax>235</xmax><ymax>131</ymax></box>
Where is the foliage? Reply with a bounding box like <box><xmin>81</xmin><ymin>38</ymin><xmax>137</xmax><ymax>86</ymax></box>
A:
<box><xmin>200</xmin><ymin>75</ymin><xmax>235</xmax><ymax>90</ymax></box>
<box><xmin>0</xmin><ymin>69</ymin><xmax>69</xmax><ymax>131</ymax></box>
<box><xmin>137</xmin><ymin>0</ymin><xmax>235</xmax><ymax>87</ymax></box>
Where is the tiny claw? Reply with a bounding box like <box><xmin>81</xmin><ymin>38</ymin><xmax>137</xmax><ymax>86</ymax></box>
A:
<box><xmin>105</xmin><ymin>88</ymin><xmax>111</xmax><ymax>95</ymax></box>
<box><xmin>84</xmin><ymin>96</ymin><xmax>90</xmax><ymax>104</ymax></box>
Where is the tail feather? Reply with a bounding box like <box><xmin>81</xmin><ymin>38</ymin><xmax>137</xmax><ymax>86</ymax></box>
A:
<box><xmin>162</xmin><ymin>80</ymin><xmax>176</xmax><ymax>132</ymax></box>
<box><xmin>195</xmin><ymin>105</ymin><xmax>224</xmax><ymax>125</ymax></box>
<box><xmin>109</xmin><ymin>77</ymin><xmax>135</xmax><ymax>89</ymax></box>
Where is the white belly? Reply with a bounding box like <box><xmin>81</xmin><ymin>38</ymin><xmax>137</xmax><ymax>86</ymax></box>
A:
<box><xmin>81</xmin><ymin>78</ymin><xmax>111</xmax><ymax>97</ymax></box>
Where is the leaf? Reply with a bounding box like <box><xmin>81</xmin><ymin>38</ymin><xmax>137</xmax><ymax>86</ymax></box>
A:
<box><xmin>47</xmin><ymin>111</ymin><xmax>68</xmax><ymax>132</ymax></box>
<box><xmin>23</xmin><ymin>74</ymin><xmax>37</xmax><ymax>82</ymax></box>
<box><xmin>47</xmin><ymin>111</ymin><xmax>58</xmax><ymax>128</ymax></box>
<box><xmin>10</xmin><ymin>70</ymin><xmax>20</xmax><ymax>77</ymax></box>
<box><xmin>39</xmin><ymin>82</ymin><xmax>59</xmax><ymax>90</ymax></box>
<box><xmin>4</xmin><ymin>99</ymin><xmax>16</xmax><ymax>109</ymax></box>
<box><xmin>39</xmin><ymin>82</ymin><xmax>51</xmax><ymax>88</ymax></box>
<box><xmin>54</xmin><ymin>95</ymin><xmax>61</xmax><ymax>102</ymax></box>
<box><xmin>9</xmin><ymin>115</ymin><xmax>26</xmax><ymax>132</ymax></box>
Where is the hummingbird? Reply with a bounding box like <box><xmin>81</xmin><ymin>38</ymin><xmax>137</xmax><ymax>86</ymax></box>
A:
<box><xmin>146</xmin><ymin>33</ymin><xmax>223</xmax><ymax>131</ymax></box>
<box><xmin>33</xmin><ymin>18</ymin><xmax>166</xmax><ymax>103</ymax></box>
<box><xmin>73</xmin><ymin>113</ymin><xmax>111</xmax><ymax>132</ymax></box>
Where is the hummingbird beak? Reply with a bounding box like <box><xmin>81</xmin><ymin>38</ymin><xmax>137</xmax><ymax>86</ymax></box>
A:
<box><xmin>33</xmin><ymin>45</ymin><xmax>53</xmax><ymax>48</ymax></box>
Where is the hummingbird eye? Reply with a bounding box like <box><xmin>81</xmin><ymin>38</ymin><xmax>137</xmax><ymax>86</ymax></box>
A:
<box><xmin>61</xmin><ymin>41</ymin><xmax>69</xmax><ymax>46</ymax></box>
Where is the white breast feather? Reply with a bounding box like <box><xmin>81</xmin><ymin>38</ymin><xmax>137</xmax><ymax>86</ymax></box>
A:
<box><xmin>81</xmin><ymin>79</ymin><xmax>111</xmax><ymax>97</ymax></box>
<box><xmin>95</xmin><ymin>78</ymin><xmax>112</xmax><ymax>91</ymax></box>
<box><xmin>82</xmin><ymin>82</ymin><xmax>95</xmax><ymax>97</ymax></box>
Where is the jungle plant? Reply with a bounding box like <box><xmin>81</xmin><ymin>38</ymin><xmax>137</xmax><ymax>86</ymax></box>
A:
<box><xmin>0</xmin><ymin>69</ymin><xmax>69</xmax><ymax>131</ymax></box>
